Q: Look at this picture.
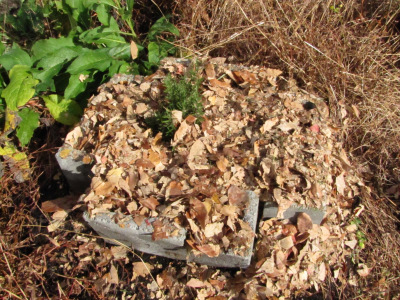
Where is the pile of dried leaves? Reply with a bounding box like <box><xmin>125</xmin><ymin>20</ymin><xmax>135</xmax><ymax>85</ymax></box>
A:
<box><xmin>58</xmin><ymin>57</ymin><xmax>368</xmax><ymax>298</ymax></box>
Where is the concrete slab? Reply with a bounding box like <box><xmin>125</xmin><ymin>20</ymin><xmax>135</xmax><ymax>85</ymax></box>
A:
<box><xmin>83</xmin><ymin>212</ymin><xmax>188</xmax><ymax>261</ymax></box>
<box><xmin>83</xmin><ymin>190</ymin><xmax>259</xmax><ymax>268</ymax></box>
<box><xmin>188</xmin><ymin>190</ymin><xmax>259</xmax><ymax>268</ymax></box>
<box><xmin>262</xmin><ymin>202</ymin><xmax>325</xmax><ymax>224</ymax></box>
<box><xmin>55</xmin><ymin>145</ymin><xmax>93</xmax><ymax>194</ymax></box>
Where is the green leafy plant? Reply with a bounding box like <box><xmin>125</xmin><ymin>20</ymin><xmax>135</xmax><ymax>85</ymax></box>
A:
<box><xmin>0</xmin><ymin>0</ymin><xmax>179</xmax><ymax>149</ymax></box>
<box><xmin>329</xmin><ymin>3</ymin><xmax>343</xmax><ymax>14</ymax></box>
<box><xmin>351</xmin><ymin>218</ymin><xmax>367</xmax><ymax>249</ymax></box>
<box><xmin>146</xmin><ymin>64</ymin><xmax>204</xmax><ymax>141</ymax></box>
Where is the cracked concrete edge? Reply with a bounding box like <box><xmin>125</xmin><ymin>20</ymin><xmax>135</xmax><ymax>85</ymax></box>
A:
<box><xmin>55</xmin><ymin>145</ymin><xmax>93</xmax><ymax>194</ymax></box>
<box><xmin>83</xmin><ymin>212</ymin><xmax>186</xmax><ymax>250</ymax></box>
<box><xmin>262</xmin><ymin>202</ymin><xmax>325</xmax><ymax>224</ymax></box>
<box><xmin>83</xmin><ymin>190</ymin><xmax>259</xmax><ymax>268</ymax></box>
<box><xmin>188</xmin><ymin>190</ymin><xmax>259</xmax><ymax>268</ymax></box>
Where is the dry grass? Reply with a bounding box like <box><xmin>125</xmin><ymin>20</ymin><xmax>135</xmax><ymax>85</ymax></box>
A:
<box><xmin>174</xmin><ymin>0</ymin><xmax>400</xmax><ymax>188</ymax></box>
<box><xmin>172</xmin><ymin>0</ymin><xmax>400</xmax><ymax>297</ymax></box>
<box><xmin>2</xmin><ymin>1</ymin><xmax>400</xmax><ymax>298</ymax></box>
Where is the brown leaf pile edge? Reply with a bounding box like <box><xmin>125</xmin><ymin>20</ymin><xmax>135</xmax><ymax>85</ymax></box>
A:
<box><xmin>58</xmin><ymin>57</ymin><xmax>368</xmax><ymax>297</ymax></box>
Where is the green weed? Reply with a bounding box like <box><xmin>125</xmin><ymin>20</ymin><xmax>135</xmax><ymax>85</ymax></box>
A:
<box><xmin>145</xmin><ymin>64</ymin><xmax>204</xmax><ymax>141</ymax></box>
<box><xmin>0</xmin><ymin>0</ymin><xmax>179</xmax><ymax>151</ymax></box>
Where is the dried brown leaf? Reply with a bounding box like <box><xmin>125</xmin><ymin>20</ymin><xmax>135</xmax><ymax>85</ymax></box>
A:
<box><xmin>131</xmin><ymin>262</ymin><xmax>153</xmax><ymax>280</ymax></box>
<box><xmin>186</xmin><ymin>278</ymin><xmax>206</xmax><ymax>288</ymax></box>
<box><xmin>41</xmin><ymin>195</ymin><xmax>78</xmax><ymax>213</ymax></box>
<box><xmin>189</xmin><ymin>198</ymin><xmax>208</xmax><ymax>228</ymax></box>
<box><xmin>152</xmin><ymin>219</ymin><xmax>168</xmax><ymax>241</ymax></box>
<box><xmin>336</xmin><ymin>172</ymin><xmax>346</xmax><ymax>196</ymax></box>
<box><xmin>196</xmin><ymin>243</ymin><xmax>221</xmax><ymax>257</ymax></box>
<box><xmin>130</xmin><ymin>41</ymin><xmax>138</xmax><ymax>59</ymax></box>
<box><xmin>205</xmin><ymin>63</ymin><xmax>216</xmax><ymax>79</ymax></box>
<box><xmin>232</xmin><ymin>70</ymin><xmax>258</xmax><ymax>84</ymax></box>
<box><xmin>227</xmin><ymin>185</ymin><xmax>248</xmax><ymax>208</ymax></box>
<box><xmin>216</xmin><ymin>156</ymin><xmax>229</xmax><ymax>172</ymax></box>
<box><xmin>204</xmin><ymin>222</ymin><xmax>224</xmax><ymax>238</ymax></box>
<box><xmin>166</xmin><ymin>181</ymin><xmax>183</xmax><ymax>197</ymax></box>
<box><xmin>209</xmin><ymin>78</ymin><xmax>231</xmax><ymax>88</ymax></box>
<box><xmin>140</xmin><ymin>197</ymin><xmax>159</xmax><ymax>210</ymax></box>
<box><xmin>296</xmin><ymin>212</ymin><xmax>313</xmax><ymax>233</ymax></box>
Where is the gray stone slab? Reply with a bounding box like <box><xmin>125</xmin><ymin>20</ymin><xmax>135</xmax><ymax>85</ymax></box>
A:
<box><xmin>55</xmin><ymin>145</ymin><xmax>93</xmax><ymax>194</ymax></box>
<box><xmin>83</xmin><ymin>212</ymin><xmax>188</xmax><ymax>260</ymax></box>
<box><xmin>262</xmin><ymin>202</ymin><xmax>325</xmax><ymax>224</ymax></box>
<box><xmin>84</xmin><ymin>190</ymin><xmax>259</xmax><ymax>268</ymax></box>
<box><xmin>188</xmin><ymin>190</ymin><xmax>259</xmax><ymax>268</ymax></box>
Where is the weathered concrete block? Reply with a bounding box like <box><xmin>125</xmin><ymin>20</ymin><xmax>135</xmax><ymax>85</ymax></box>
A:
<box><xmin>55</xmin><ymin>145</ymin><xmax>93</xmax><ymax>194</ymax></box>
<box><xmin>187</xmin><ymin>190</ymin><xmax>259</xmax><ymax>268</ymax></box>
<box><xmin>262</xmin><ymin>202</ymin><xmax>325</xmax><ymax>224</ymax></box>
<box><xmin>83</xmin><ymin>190</ymin><xmax>259</xmax><ymax>268</ymax></box>
<box><xmin>83</xmin><ymin>212</ymin><xmax>188</xmax><ymax>260</ymax></box>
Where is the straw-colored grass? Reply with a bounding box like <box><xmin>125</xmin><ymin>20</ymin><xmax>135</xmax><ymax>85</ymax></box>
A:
<box><xmin>174</xmin><ymin>0</ymin><xmax>400</xmax><ymax>188</ymax></box>
<box><xmin>173</xmin><ymin>0</ymin><xmax>400</xmax><ymax>297</ymax></box>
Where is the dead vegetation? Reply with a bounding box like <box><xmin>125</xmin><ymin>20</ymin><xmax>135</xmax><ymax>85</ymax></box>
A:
<box><xmin>172</xmin><ymin>0</ymin><xmax>400</xmax><ymax>297</ymax></box>
<box><xmin>174</xmin><ymin>0</ymin><xmax>400</xmax><ymax>188</ymax></box>
<box><xmin>1</xmin><ymin>0</ymin><xmax>400</xmax><ymax>299</ymax></box>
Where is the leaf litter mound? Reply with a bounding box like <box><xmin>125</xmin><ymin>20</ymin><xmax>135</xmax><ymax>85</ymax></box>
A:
<box><xmin>61</xmin><ymin>57</ymin><xmax>368</xmax><ymax>298</ymax></box>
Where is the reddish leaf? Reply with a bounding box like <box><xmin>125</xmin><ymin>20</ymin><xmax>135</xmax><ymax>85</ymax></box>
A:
<box><xmin>135</xmin><ymin>158</ymin><xmax>155</xmax><ymax>169</ymax></box>
<box><xmin>309</xmin><ymin>124</ymin><xmax>320</xmax><ymax>133</ymax></box>
<box><xmin>209</xmin><ymin>78</ymin><xmax>231</xmax><ymax>88</ymax></box>
<box><xmin>204</xmin><ymin>63</ymin><xmax>216</xmax><ymax>79</ymax></box>
<box><xmin>228</xmin><ymin>185</ymin><xmax>248</xmax><ymax>208</ymax></box>
<box><xmin>152</xmin><ymin>219</ymin><xmax>168</xmax><ymax>241</ymax></box>
<box><xmin>296</xmin><ymin>212</ymin><xmax>313</xmax><ymax>233</ymax></box>
<box><xmin>166</xmin><ymin>181</ymin><xmax>183</xmax><ymax>197</ymax></box>
<box><xmin>140</xmin><ymin>196</ymin><xmax>159</xmax><ymax>210</ymax></box>
<box><xmin>41</xmin><ymin>195</ymin><xmax>78</xmax><ymax>212</ymax></box>
<box><xmin>189</xmin><ymin>197</ymin><xmax>208</xmax><ymax>228</ymax></box>
<box><xmin>232</xmin><ymin>70</ymin><xmax>258</xmax><ymax>84</ymax></box>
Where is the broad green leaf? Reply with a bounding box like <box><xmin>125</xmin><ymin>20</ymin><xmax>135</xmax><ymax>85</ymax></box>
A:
<box><xmin>148</xmin><ymin>42</ymin><xmax>160</xmax><ymax>64</ymax></box>
<box><xmin>94</xmin><ymin>4</ymin><xmax>119</xmax><ymax>30</ymax></box>
<box><xmin>159</xmin><ymin>40</ymin><xmax>176</xmax><ymax>56</ymax></box>
<box><xmin>66</xmin><ymin>49</ymin><xmax>112</xmax><ymax>74</ymax></box>
<box><xmin>65</xmin><ymin>0</ymin><xmax>86</xmax><ymax>12</ymax></box>
<box><xmin>31</xmin><ymin>37</ymin><xmax>75</xmax><ymax>62</ymax></box>
<box><xmin>16</xmin><ymin>108</ymin><xmax>40</xmax><ymax>146</ymax></box>
<box><xmin>64</xmin><ymin>72</ymin><xmax>93</xmax><ymax>99</ymax></box>
<box><xmin>148</xmin><ymin>16</ymin><xmax>179</xmax><ymax>41</ymax></box>
<box><xmin>54</xmin><ymin>1</ymin><xmax>79</xmax><ymax>32</ymax></box>
<box><xmin>33</xmin><ymin>47</ymin><xmax>82</xmax><ymax>92</ymax></box>
<box><xmin>65</xmin><ymin>0</ymin><xmax>90</xmax><ymax>30</ymax></box>
<box><xmin>95</xmin><ymin>4</ymin><xmax>111</xmax><ymax>26</ymax></box>
<box><xmin>0</xmin><ymin>42</ymin><xmax>5</xmax><ymax>56</ymax></box>
<box><xmin>84</xmin><ymin>0</ymin><xmax>117</xmax><ymax>8</ymax></box>
<box><xmin>79</xmin><ymin>26</ymin><xmax>125</xmax><ymax>47</ymax></box>
<box><xmin>0</xmin><ymin>48</ymin><xmax>32</xmax><ymax>70</ymax></box>
<box><xmin>2</xmin><ymin>65</ymin><xmax>39</xmax><ymax>110</ymax></box>
<box><xmin>120</xmin><ymin>0</ymin><xmax>134</xmax><ymax>23</ymax></box>
<box><xmin>108</xmin><ymin>60</ymin><xmax>130</xmax><ymax>77</ymax></box>
<box><xmin>108</xmin><ymin>44</ymin><xmax>131</xmax><ymax>60</ymax></box>
<box><xmin>127</xmin><ymin>0</ymin><xmax>134</xmax><ymax>11</ymax></box>
<box><xmin>42</xmin><ymin>94</ymin><xmax>82</xmax><ymax>125</ymax></box>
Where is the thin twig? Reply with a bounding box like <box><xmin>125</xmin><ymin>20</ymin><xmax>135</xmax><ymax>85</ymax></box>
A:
<box><xmin>0</xmin><ymin>242</ymin><xmax>29</xmax><ymax>300</ymax></box>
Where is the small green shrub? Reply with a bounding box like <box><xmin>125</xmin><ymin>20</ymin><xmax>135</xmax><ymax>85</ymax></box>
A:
<box><xmin>0</xmin><ymin>0</ymin><xmax>179</xmax><ymax>148</ymax></box>
<box><xmin>146</xmin><ymin>64</ymin><xmax>204</xmax><ymax>141</ymax></box>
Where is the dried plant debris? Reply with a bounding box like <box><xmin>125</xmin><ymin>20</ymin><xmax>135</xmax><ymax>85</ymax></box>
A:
<box><xmin>63</xmin><ymin>57</ymin><xmax>367</xmax><ymax>297</ymax></box>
